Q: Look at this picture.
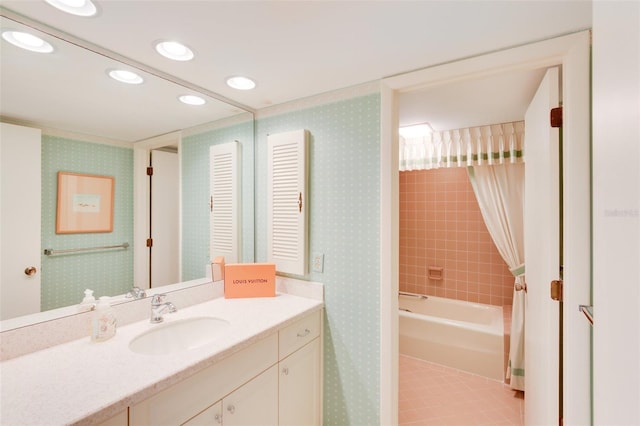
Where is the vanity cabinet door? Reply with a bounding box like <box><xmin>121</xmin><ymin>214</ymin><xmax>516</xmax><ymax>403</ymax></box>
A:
<box><xmin>279</xmin><ymin>338</ymin><xmax>321</xmax><ymax>426</ymax></box>
<box><xmin>223</xmin><ymin>364</ymin><xmax>278</xmax><ymax>425</ymax></box>
<box><xmin>130</xmin><ymin>334</ymin><xmax>277</xmax><ymax>425</ymax></box>
<box><xmin>182</xmin><ymin>401</ymin><xmax>222</xmax><ymax>426</ymax></box>
<box><xmin>96</xmin><ymin>409</ymin><xmax>128</xmax><ymax>426</ymax></box>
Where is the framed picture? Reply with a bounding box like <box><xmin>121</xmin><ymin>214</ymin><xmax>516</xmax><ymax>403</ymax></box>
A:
<box><xmin>56</xmin><ymin>172</ymin><xmax>114</xmax><ymax>234</ymax></box>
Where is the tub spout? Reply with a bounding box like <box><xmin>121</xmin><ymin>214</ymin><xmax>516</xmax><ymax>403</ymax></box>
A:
<box><xmin>399</xmin><ymin>291</ymin><xmax>428</xmax><ymax>300</ymax></box>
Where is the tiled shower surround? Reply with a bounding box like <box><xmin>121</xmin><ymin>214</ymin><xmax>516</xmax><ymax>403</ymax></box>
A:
<box><xmin>399</xmin><ymin>167</ymin><xmax>514</xmax><ymax>307</ymax></box>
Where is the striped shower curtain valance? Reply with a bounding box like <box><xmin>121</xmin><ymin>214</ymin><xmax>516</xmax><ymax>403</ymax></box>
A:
<box><xmin>399</xmin><ymin>121</ymin><xmax>525</xmax><ymax>171</ymax></box>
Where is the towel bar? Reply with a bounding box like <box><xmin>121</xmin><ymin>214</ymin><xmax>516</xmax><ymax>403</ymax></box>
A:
<box><xmin>44</xmin><ymin>242</ymin><xmax>129</xmax><ymax>256</ymax></box>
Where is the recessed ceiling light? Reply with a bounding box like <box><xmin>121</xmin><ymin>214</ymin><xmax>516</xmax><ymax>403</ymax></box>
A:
<box><xmin>44</xmin><ymin>0</ymin><xmax>97</xmax><ymax>17</ymax></box>
<box><xmin>155</xmin><ymin>41</ymin><xmax>194</xmax><ymax>61</ymax></box>
<box><xmin>179</xmin><ymin>95</ymin><xmax>206</xmax><ymax>106</ymax></box>
<box><xmin>1</xmin><ymin>30</ymin><xmax>54</xmax><ymax>53</ymax></box>
<box><xmin>108</xmin><ymin>69</ymin><xmax>144</xmax><ymax>85</ymax></box>
<box><xmin>226</xmin><ymin>76</ymin><xmax>256</xmax><ymax>90</ymax></box>
<box><xmin>399</xmin><ymin>123</ymin><xmax>434</xmax><ymax>138</ymax></box>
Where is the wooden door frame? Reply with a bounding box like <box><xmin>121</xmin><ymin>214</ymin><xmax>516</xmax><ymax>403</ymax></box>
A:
<box><xmin>379</xmin><ymin>31</ymin><xmax>591</xmax><ymax>425</ymax></box>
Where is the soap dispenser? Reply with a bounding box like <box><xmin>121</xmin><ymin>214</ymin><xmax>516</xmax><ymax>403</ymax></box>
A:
<box><xmin>91</xmin><ymin>296</ymin><xmax>117</xmax><ymax>342</ymax></box>
<box><xmin>77</xmin><ymin>289</ymin><xmax>96</xmax><ymax>312</ymax></box>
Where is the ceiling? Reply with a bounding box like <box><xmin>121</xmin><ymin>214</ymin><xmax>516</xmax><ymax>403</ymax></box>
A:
<box><xmin>0</xmin><ymin>1</ymin><xmax>592</xmax><ymax>141</ymax></box>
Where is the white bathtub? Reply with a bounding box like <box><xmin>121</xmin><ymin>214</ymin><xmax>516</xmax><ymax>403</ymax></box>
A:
<box><xmin>399</xmin><ymin>292</ymin><xmax>504</xmax><ymax>381</ymax></box>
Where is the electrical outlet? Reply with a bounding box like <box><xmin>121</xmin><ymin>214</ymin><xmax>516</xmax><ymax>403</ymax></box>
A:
<box><xmin>312</xmin><ymin>253</ymin><xmax>324</xmax><ymax>272</ymax></box>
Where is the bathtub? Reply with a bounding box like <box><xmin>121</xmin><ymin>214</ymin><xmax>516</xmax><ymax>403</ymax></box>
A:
<box><xmin>399</xmin><ymin>292</ymin><xmax>504</xmax><ymax>381</ymax></box>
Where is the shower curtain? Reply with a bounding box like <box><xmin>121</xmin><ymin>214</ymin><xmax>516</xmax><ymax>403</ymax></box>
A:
<box><xmin>399</xmin><ymin>119</ymin><xmax>526</xmax><ymax>389</ymax></box>
<box><xmin>467</xmin><ymin>163</ymin><xmax>525</xmax><ymax>391</ymax></box>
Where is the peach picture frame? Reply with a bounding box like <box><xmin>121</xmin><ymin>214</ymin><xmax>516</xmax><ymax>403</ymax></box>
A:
<box><xmin>56</xmin><ymin>172</ymin><xmax>114</xmax><ymax>234</ymax></box>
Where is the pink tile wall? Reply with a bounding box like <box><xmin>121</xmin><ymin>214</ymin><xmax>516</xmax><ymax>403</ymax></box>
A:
<box><xmin>399</xmin><ymin>167</ymin><xmax>514</xmax><ymax>306</ymax></box>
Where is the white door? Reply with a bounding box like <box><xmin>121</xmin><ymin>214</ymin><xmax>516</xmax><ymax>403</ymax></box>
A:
<box><xmin>150</xmin><ymin>149</ymin><xmax>179</xmax><ymax>287</ymax></box>
<box><xmin>592</xmin><ymin>3</ymin><xmax>639</xmax><ymax>424</ymax></box>
<box><xmin>0</xmin><ymin>122</ymin><xmax>42</xmax><ymax>320</ymax></box>
<box><xmin>524</xmin><ymin>67</ymin><xmax>561</xmax><ymax>425</ymax></box>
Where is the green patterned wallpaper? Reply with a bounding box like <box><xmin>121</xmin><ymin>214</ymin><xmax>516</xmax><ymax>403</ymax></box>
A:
<box><xmin>181</xmin><ymin>119</ymin><xmax>254</xmax><ymax>280</ymax></box>
<box><xmin>255</xmin><ymin>93</ymin><xmax>381</xmax><ymax>425</ymax></box>
<box><xmin>41</xmin><ymin>136</ymin><xmax>134</xmax><ymax>311</ymax></box>
<box><xmin>38</xmin><ymin>94</ymin><xmax>380</xmax><ymax>422</ymax></box>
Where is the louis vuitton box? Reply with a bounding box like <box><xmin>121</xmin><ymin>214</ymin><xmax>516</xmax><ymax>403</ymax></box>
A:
<box><xmin>224</xmin><ymin>263</ymin><xmax>276</xmax><ymax>298</ymax></box>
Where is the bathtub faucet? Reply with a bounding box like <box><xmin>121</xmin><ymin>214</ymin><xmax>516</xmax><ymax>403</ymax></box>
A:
<box><xmin>399</xmin><ymin>291</ymin><xmax>428</xmax><ymax>300</ymax></box>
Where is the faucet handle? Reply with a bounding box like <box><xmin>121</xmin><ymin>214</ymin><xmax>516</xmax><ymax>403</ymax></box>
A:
<box><xmin>151</xmin><ymin>294</ymin><xmax>166</xmax><ymax>304</ymax></box>
<box><xmin>126</xmin><ymin>286</ymin><xmax>147</xmax><ymax>299</ymax></box>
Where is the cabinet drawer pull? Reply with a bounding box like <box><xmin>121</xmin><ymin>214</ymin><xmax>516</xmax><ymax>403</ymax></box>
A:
<box><xmin>214</xmin><ymin>413</ymin><xmax>222</xmax><ymax>424</ymax></box>
<box><xmin>227</xmin><ymin>404</ymin><xmax>235</xmax><ymax>414</ymax></box>
<box><xmin>297</xmin><ymin>328</ymin><xmax>311</xmax><ymax>338</ymax></box>
<box><xmin>282</xmin><ymin>367</ymin><xmax>289</xmax><ymax>375</ymax></box>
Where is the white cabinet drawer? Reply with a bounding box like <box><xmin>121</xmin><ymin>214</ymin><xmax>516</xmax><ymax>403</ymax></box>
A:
<box><xmin>279</xmin><ymin>310</ymin><xmax>320</xmax><ymax>359</ymax></box>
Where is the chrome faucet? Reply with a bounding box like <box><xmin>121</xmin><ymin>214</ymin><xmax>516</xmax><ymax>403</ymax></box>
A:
<box><xmin>150</xmin><ymin>294</ymin><xmax>177</xmax><ymax>323</ymax></box>
<box><xmin>126</xmin><ymin>286</ymin><xmax>147</xmax><ymax>299</ymax></box>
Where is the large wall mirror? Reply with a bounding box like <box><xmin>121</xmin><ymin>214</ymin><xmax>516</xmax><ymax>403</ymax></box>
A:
<box><xmin>0</xmin><ymin>11</ymin><xmax>255</xmax><ymax>328</ymax></box>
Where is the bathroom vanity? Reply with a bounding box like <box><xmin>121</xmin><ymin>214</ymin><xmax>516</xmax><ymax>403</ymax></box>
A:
<box><xmin>130</xmin><ymin>310</ymin><xmax>321</xmax><ymax>426</ymax></box>
<box><xmin>0</xmin><ymin>281</ymin><xmax>323</xmax><ymax>425</ymax></box>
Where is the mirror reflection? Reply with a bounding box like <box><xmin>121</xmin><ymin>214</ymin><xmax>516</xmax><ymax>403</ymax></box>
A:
<box><xmin>0</xmin><ymin>14</ymin><xmax>255</xmax><ymax>326</ymax></box>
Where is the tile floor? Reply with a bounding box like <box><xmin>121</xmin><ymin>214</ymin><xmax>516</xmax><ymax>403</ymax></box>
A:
<box><xmin>399</xmin><ymin>355</ymin><xmax>524</xmax><ymax>425</ymax></box>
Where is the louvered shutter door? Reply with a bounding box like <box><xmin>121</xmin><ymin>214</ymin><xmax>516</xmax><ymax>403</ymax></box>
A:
<box><xmin>267</xmin><ymin>130</ymin><xmax>308</xmax><ymax>275</ymax></box>
<box><xmin>210</xmin><ymin>141</ymin><xmax>241</xmax><ymax>263</ymax></box>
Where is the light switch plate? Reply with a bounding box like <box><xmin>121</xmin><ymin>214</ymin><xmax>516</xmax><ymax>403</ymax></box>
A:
<box><xmin>312</xmin><ymin>253</ymin><xmax>324</xmax><ymax>272</ymax></box>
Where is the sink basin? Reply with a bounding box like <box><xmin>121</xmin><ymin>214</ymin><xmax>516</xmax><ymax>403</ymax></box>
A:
<box><xmin>129</xmin><ymin>316</ymin><xmax>230</xmax><ymax>355</ymax></box>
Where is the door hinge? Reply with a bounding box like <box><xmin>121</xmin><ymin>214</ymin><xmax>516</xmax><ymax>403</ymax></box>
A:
<box><xmin>146</xmin><ymin>238</ymin><xmax>153</xmax><ymax>247</ymax></box>
<box><xmin>550</xmin><ymin>107</ymin><xmax>563</xmax><ymax>128</ymax></box>
<box><xmin>551</xmin><ymin>279</ymin><xmax>563</xmax><ymax>302</ymax></box>
<box><xmin>146</xmin><ymin>167</ymin><xmax>154</xmax><ymax>176</ymax></box>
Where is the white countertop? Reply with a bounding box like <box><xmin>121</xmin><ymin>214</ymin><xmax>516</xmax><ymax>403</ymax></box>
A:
<box><xmin>0</xmin><ymin>292</ymin><xmax>323</xmax><ymax>426</ymax></box>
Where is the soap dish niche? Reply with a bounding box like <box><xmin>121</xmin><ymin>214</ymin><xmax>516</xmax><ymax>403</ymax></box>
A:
<box><xmin>428</xmin><ymin>266</ymin><xmax>443</xmax><ymax>281</ymax></box>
